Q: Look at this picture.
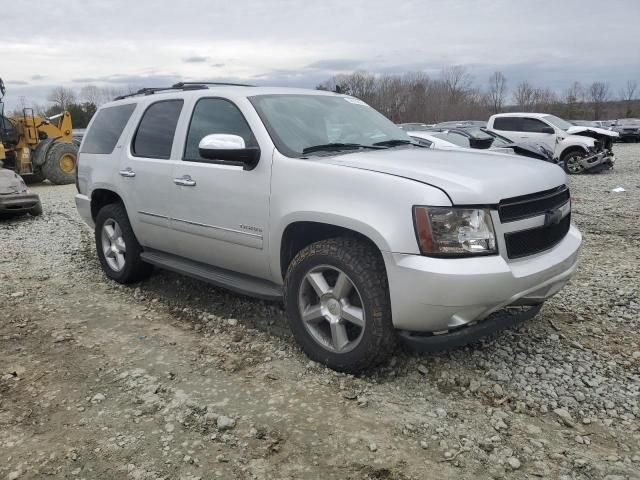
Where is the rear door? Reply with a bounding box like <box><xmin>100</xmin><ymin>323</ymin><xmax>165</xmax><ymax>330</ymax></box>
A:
<box><xmin>167</xmin><ymin>96</ymin><xmax>272</xmax><ymax>279</ymax></box>
<box><xmin>119</xmin><ymin>99</ymin><xmax>184</xmax><ymax>252</ymax></box>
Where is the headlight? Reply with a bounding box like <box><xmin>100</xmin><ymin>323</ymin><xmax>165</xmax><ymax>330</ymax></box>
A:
<box><xmin>413</xmin><ymin>207</ymin><xmax>497</xmax><ymax>256</ymax></box>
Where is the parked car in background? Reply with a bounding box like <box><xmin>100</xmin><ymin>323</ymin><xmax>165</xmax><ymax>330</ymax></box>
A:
<box><xmin>407</xmin><ymin>131</ymin><xmax>467</xmax><ymax>149</ymax></box>
<box><xmin>398</xmin><ymin>122</ymin><xmax>433</xmax><ymax>131</ymax></box>
<box><xmin>610</xmin><ymin>119</ymin><xmax>640</xmax><ymax>142</ymax></box>
<box><xmin>411</xmin><ymin>127</ymin><xmax>554</xmax><ymax>162</ymax></box>
<box><xmin>570</xmin><ymin>120</ymin><xmax>598</xmax><ymax>127</ymax></box>
<box><xmin>487</xmin><ymin>113</ymin><xmax>618</xmax><ymax>173</ymax></box>
<box><xmin>0</xmin><ymin>169</ymin><xmax>42</xmax><ymax>217</ymax></box>
<box><xmin>75</xmin><ymin>84</ymin><xmax>581</xmax><ymax>372</ymax></box>
<box><xmin>72</xmin><ymin>128</ymin><xmax>86</xmax><ymax>148</ymax></box>
<box><xmin>434</xmin><ymin>120</ymin><xmax>487</xmax><ymax>129</ymax></box>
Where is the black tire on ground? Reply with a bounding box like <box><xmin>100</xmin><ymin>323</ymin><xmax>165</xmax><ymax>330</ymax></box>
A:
<box><xmin>562</xmin><ymin>148</ymin><xmax>586</xmax><ymax>174</ymax></box>
<box><xmin>95</xmin><ymin>202</ymin><xmax>153</xmax><ymax>284</ymax></box>
<box><xmin>41</xmin><ymin>142</ymin><xmax>78</xmax><ymax>185</ymax></box>
<box><xmin>29</xmin><ymin>202</ymin><xmax>43</xmax><ymax>217</ymax></box>
<box><xmin>284</xmin><ymin>237</ymin><xmax>396</xmax><ymax>373</ymax></box>
<box><xmin>23</xmin><ymin>170</ymin><xmax>47</xmax><ymax>185</ymax></box>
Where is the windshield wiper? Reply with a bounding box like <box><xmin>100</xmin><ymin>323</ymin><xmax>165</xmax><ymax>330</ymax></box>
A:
<box><xmin>302</xmin><ymin>143</ymin><xmax>385</xmax><ymax>154</ymax></box>
<box><xmin>372</xmin><ymin>139</ymin><xmax>427</xmax><ymax>148</ymax></box>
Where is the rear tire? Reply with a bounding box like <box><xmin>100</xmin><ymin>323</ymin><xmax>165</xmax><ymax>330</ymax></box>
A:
<box><xmin>42</xmin><ymin>142</ymin><xmax>78</xmax><ymax>185</ymax></box>
<box><xmin>284</xmin><ymin>237</ymin><xmax>395</xmax><ymax>373</ymax></box>
<box><xmin>95</xmin><ymin>203</ymin><xmax>153</xmax><ymax>283</ymax></box>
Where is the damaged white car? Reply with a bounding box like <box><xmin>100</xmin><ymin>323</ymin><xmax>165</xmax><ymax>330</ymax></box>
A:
<box><xmin>487</xmin><ymin>113</ymin><xmax>618</xmax><ymax>174</ymax></box>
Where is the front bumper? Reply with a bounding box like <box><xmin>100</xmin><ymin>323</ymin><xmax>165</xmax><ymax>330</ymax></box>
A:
<box><xmin>579</xmin><ymin>150</ymin><xmax>614</xmax><ymax>170</ymax></box>
<box><xmin>384</xmin><ymin>224</ymin><xmax>581</xmax><ymax>333</ymax></box>
<box><xmin>0</xmin><ymin>193</ymin><xmax>41</xmax><ymax>214</ymax></box>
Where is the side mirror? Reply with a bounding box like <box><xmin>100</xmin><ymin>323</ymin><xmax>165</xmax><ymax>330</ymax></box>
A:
<box><xmin>198</xmin><ymin>134</ymin><xmax>260</xmax><ymax>170</ymax></box>
<box><xmin>541</xmin><ymin>126</ymin><xmax>555</xmax><ymax>134</ymax></box>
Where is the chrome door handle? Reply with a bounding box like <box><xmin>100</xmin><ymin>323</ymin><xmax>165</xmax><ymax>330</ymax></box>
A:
<box><xmin>174</xmin><ymin>175</ymin><xmax>196</xmax><ymax>187</ymax></box>
<box><xmin>119</xmin><ymin>168</ymin><xmax>136</xmax><ymax>177</ymax></box>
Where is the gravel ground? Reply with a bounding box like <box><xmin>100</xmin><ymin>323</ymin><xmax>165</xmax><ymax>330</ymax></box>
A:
<box><xmin>1</xmin><ymin>144</ymin><xmax>639</xmax><ymax>479</ymax></box>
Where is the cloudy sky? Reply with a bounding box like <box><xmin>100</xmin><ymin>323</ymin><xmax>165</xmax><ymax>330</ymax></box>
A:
<box><xmin>2</xmin><ymin>0</ymin><xmax>639</xmax><ymax>110</ymax></box>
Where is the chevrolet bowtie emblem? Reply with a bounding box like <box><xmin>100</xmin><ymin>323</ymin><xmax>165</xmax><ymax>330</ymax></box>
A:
<box><xmin>544</xmin><ymin>208</ymin><xmax>563</xmax><ymax>226</ymax></box>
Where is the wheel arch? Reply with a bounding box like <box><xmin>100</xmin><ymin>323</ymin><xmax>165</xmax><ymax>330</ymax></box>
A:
<box><xmin>90</xmin><ymin>188</ymin><xmax>125</xmax><ymax>221</ymax></box>
<box><xmin>276</xmin><ymin>216</ymin><xmax>390</xmax><ymax>282</ymax></box>
<box><xmin>559</xmin><ymin>144</ymin><xmax>589</xmax><ymax>160</ymax></box>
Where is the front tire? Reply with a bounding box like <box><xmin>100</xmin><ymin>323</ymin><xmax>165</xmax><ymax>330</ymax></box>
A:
<box><xmin>562</xmin><ymin>149</ymin><xmax>586</xmax><ymax>174</ymax></box>
<box><xmin>95</xmin><ymin>203</ymin><xmax>152</xmax><ymax>283</ymax></box>
<box><xmin>29</xmin><ymin>202</ymin><xmax>43</xmax><ymax>217</ymax></box>
<box><xmin>284</xmin><ymin>237</ymin><xmax>395</xmax><ymax>373</ymax></box>
<box><xmin>42</xmin><ymin>142</ymin><xmax>78</xmax><ymax>185</ymax></box>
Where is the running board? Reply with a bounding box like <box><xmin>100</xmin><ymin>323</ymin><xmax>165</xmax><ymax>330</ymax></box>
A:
<box><xmin>140</xmin><ymin>250</ymin><xmax>283</xmax><ymax>301</ymax></box>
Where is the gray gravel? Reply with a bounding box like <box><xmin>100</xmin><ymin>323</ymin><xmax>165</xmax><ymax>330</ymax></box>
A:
<box><xmin>1</xmin><ymin>143</ymin><xmax>639</xmax><ymax>479</ymax></box>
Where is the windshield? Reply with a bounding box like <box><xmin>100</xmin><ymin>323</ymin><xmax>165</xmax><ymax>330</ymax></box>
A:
<box><xmin>543</xmin><ymin>114</ymin><xmax>573</xmax><ymax>131</ymax></box>
<box><xmin>249</xmin><ymin>94</ymin><xmax>411</xmax><ymax>157</ymax></box>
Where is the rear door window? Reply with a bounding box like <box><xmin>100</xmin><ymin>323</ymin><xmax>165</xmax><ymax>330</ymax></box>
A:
<box><xmin>132</xmin><ymin>100</ymin><xmax>184</xmax><ymax>159</ymax></box>
<box><xmin>81</xmin><ymin>103</ymin><xmax>136</xmax><ymax>154</ymax></box>
<box><xmin>493</xmin><ymin>117</ymin><xmax>521</xmax><ymax>131</ymax></box>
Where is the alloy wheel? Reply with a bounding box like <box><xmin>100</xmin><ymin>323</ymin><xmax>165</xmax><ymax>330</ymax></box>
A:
<box><xmin>298</xmin><ymin>265</ymin><xmax>366</xmax><ymax>353</ymax></box>
<box><xmin>101</xmin><ymin>218</ymin><xmax>127</xmax><ymax>272</ymax></box>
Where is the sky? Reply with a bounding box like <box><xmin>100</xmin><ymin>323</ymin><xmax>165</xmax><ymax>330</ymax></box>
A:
<box><xmin>2</xmin><ymin>0</ymin><xmax>639</xmax><ymax>110</ymax></box>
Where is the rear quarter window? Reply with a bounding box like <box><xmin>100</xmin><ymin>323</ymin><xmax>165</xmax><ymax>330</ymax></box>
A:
<box><xmin>493</xmin><ymin>117</ymin><xmax>521</xmax><ymax>132</ymax></box>
<box><xmin>81</xmin><ymin>103</ymin><xmax>136</xmax><ymax>154</ymax></box>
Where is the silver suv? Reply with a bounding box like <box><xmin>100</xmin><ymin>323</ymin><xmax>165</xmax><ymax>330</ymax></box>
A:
<box><xmin>75</xmin><ymin>83</ymin><xmax>582</xmax><ymax>372</ymax></box>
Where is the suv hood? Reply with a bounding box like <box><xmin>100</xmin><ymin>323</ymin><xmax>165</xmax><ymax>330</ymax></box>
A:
<box><xmin>566</xmin><ymin>125</ymin><xmax>619</xmax><ymax>138</ymax></box>
<box><xmin>321</xmin><ymin>148</ymin><xmax>566</xmax><ymax>204</ymax></box>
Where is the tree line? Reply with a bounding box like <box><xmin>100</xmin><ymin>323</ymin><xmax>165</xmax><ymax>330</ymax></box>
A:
<box><xmin>317</xmin><ymin>67</ymin><xmax>639</xmax><ymax>123</ymax></box>
<box><xmin>8</xmin><ymin>85</ymin><xmax>140</xmax><ymax>128</ymax></box>
<box><xmin>7</xmin><ymin>68</ymin><xmax>639</xmax><ymax>127</ymax></box>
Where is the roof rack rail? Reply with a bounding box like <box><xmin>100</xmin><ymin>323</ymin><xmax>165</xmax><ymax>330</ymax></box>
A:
<box><xmin>172</xmin><ymin>81</ymin><xmax>255</xmax><ymax>88</ymax></box>
<box><xmin>113</xmin><ymin>84</ymin><xmax>208</xmax><ymax>101</ymax></box>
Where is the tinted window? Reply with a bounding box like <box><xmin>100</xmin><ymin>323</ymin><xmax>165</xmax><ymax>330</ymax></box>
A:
<box><xmin>81</xmin><ymin>104</ymin><xmax>136</xmax><ymax>154</ymax></box>
<box><xmin>493</xmin><ymin>117</ymin><xmax>521</xmax><ymax>131</ymax></box>
<box><xmin>184</xmin><ymin>98</ymin><xmax>256</xmax><ymax>161</ymax></box>
<box><xmin>133</xmin><ymin>100</ymin><xmax>183</xmax><ymax>159</ymax></box>
<box><xmin>521</xmin><ymin>117</ymin><xmax>550</xmax><ymax>133</ymax></box>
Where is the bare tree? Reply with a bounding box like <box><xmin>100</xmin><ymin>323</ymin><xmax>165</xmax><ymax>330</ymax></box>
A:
<box><xmin>512</xmin><ymin>81</ymin><xmax>536</xmax><ymax>110</ymax></box>
<box><xmin>619</xmin><ymin>80</ymin><xmax>637</xmax><ymax>117</ymax></box>
<box><xmin>80</xmin><ymin>85</ymin><xmax>101</xmax><ymax>106</ymax></box>
<box><xmin>564</xmin><ymin>81</ymin><xmax>583</xmax><ymax>118</ymax></box>
<box><xmin>441</xmin><ymin>65</ymin><xmax>473</xmax><ymax>104</ymax></box>
<box><xmin>487</xmin><ymin>71</ymin><xmax>507</xmax><ymax>114</ymax></box>
<box><xmin>588</xmin><ymin>81</ymin><xmax>610</xmax><ymax>119</ymax></box>
<box><xmin>47</xmin><ymin>86</ymin><xmax>76</xmax><ymax>110</ymax></box>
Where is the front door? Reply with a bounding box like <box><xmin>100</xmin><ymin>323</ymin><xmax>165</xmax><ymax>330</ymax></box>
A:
<box><xmin>119</xmin><ymin>99</ymin><xmax>184</xmax><ymax>253</ymax></box>
<box><xmin>168</xmin><ymin>97</ymin><xmax>272</xmax><ymax>280</ymax></box>
<box><xmin>517</xmin><ymin>117</ymin><xmax>557</xmax><ymax>151</ymax></box>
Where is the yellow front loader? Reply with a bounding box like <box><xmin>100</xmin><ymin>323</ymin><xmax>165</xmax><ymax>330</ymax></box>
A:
<box><xmin>0</xmin><ymin>78</ymin><xmax>78</xmax><ymax>185</ymax></box>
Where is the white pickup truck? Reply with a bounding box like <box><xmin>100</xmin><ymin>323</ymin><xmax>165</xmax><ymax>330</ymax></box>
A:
<box><xmin>487</xmin><ymin>113</ymin><xmax>618</xmax><ymax>173</ymax></box>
